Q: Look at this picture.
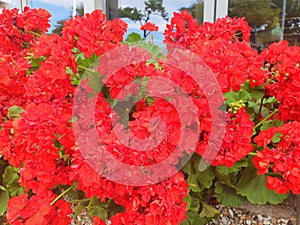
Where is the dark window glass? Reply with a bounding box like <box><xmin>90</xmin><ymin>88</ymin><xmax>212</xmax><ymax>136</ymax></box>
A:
<box><xmin>228</xmin><ymin>0</ymin><xmax>300</xmax><ymax>50</ymax></box>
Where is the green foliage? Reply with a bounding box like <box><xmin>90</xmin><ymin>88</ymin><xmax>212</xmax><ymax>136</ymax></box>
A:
<box><xmin>118</xmin><ymin>7</ymin><xmax>143</xmax><ymax>22</ymax></box>
<box><xmin>200</xmin><ymin>202</ymin><xmax>220</xmax><ymax>219</ymax></box>
<box><xmin>0</xmin><ymin>162</ymin><xmax>24</xmax><ymax>218</ymax></box>
<box><xmin>236</xmin><ymin>163</ymin><xmax>289</xmax><ymax>204</ymax></box>
<box><xmin>125</xmin><ymin>32</ymin><xmax>143</xmax><ymax>43</ymax></box>
<box><xmin>216</xmin><ymin>159</ymin><xmax>248</xmax><ymax>175</ymax></box>
<box><xmin>2</xmin><ymin>166</ymin><xmax>24</xmax><ymax>197</ymax></box>
<box><xmin>183</xmin><ymin>154</ymin><xmax>215</xmax><ymax>192</ymax></box>
<box><xmin>214</xmin><ymin>182</ymin><xmax>246</xmax><ymax>207</ymax></box>
<box><xmin>73</xmin><ymin>196</ymin><xmax>125</xmax><ymax>221</ymax></box>
<box><xmin>260</xmin><ymin>120</ymin><xmax>283</xmax><ymax>131</ymax></box>
<box><xmin>87</xmin><ymin>196</ymin><xmax>108</xmax><ymax>220</ymax></box>
<box><xmin>182</xmin><ymin>154</ymin><xmax>219</xmax><ymax>224</ymax></box>
<box><xmin>271</xmin><ymin>132</ymin><xmax>283</xmax><ymax>143</ymax></box>
<box><xmin>0</xmin><ymin>188</ymin><xmax>9</xmax><ymax>216</ymax></box>
<box><xmin>8</xmin><ymin>106</ymin><xmax>24</xmax><ymax>119</ymax></box>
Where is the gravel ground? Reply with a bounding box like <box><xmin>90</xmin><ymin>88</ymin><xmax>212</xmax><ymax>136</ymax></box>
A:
<box><xmin>69</xmin><ymin>196</ymin><xmax>297</xmax><ymax>225</ymax></box>
<box><xmin>70</xmin><ymin>205</ymin><xmax>297</xmax><ymax>225</ymax></box>
<box><xmin>208</xmin><ymin>205</ymin><xmax>296</xmax><ymax>225</ymax></box>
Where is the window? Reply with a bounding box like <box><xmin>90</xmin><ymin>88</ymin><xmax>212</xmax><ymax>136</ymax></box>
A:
<box><xmin>228</xmin><ymin>0</ymin><xmax>300</xmax><ymax>49</ymax></box>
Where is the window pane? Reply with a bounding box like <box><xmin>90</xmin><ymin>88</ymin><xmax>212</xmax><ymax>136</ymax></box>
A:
<box><xmin>228</xmin><ymin>0</ymin><xmax>300</xmax><ymax>50</ymax></box>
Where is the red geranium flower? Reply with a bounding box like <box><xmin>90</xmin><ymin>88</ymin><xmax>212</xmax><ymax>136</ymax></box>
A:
<box><xmin>140</xmin><ymin>22</ymin><xmax>159</xmax><ymax>32</ymax></box>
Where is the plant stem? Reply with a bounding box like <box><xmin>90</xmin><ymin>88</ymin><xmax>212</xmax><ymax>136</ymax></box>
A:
<box><xmin>254</xmin><ymin>109</ymin><xmax>279</xmax><ymax>129</ymax></box>
<box><xmin>258</xmin><ymin>97</ymin><xmax>264</xmax><ymax>118</ymax></box>
<box><xmin>69</xmin><ymin>198</ymin><xmax>90</xmax><ymax>204</ymax></box>
<box><xmin>50</xmin><ymin>183</ymin><xmax>77</xmax><ymax>206</ymax></box>
<box><xmin>78</xmin><ymin>65</ymin><xmax>95</xmax><ymax>73</ymax></box>
<box><xmin>28</xmin><ymin>30</ymin><xmax>41</xmax><ymax>37</ymax></box>
<box><xmin>247</xmin><ymin>152</ymin><xmax>257</xmax><ymax>156</ymax></box>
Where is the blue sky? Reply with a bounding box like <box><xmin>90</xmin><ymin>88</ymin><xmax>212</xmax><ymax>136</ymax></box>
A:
<box><xmin>17</xmin><ymin>0</ymin><xmax>195</xmax><ymax>43</ymax></box>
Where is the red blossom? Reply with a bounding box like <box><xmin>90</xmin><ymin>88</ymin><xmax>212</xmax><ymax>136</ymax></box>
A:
<box><xmin>254</xmin><ymin>121</ymin><xmax>300</xmax><ymax>194</ymax></box>
<box><xmin>140</xmin><ymin>22</ymin><xmax>159</xmax><ymax>31</ymax></box>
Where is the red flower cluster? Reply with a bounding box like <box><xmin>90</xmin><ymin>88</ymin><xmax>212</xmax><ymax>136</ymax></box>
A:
<box><xmin>210</xmin><ymin>108</ymin><xmax>254</xmax><ymax>167</ymax></box>
<box><xmin>71</xmin><ymin>151</ymin><xmax>188</xmax><ymax>224</ymax></box>
<box><xmin>1</xmin><ymin>7</ymin><xmax>299</xmax><ymax>225</ymax></box>
<box><xmin>254</xmin><ymin>121</ymin><xmax>300</xmax><ymax>194</ymax></box>
<box><xmin>164</xmin><ymin>11</ymin><xmax>265</xmax><ymax>93</ymax></box>
<box><xmin>140</xmin><ymin>22</ymin><xmax>159</xmax><ymax>32</ymax></box>
<box><xmin>0</xmin><ymin>8</ymin><xmax>190</xmax><ymax>225</ymax></box>
<box><xmin>7</xmin><ymin>193</ymin><xmax>72</xmax><ymax>225</ymax></box>
<box><xmin>262</xmin><ymin>41</ymin><xmax>300</xmax><ymax>122</ymax></box>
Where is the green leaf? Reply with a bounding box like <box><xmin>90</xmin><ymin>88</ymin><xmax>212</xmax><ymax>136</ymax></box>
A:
<box><xmin>0</xmin><ymin>189</ymin><xmax>9</xmax><ymax>216</ymax></box>
<box><xmin>216</xmin><ymin>159</ymin><xmax>248</xmax><ymax>175</ymax></box>
<box><xmin>30</xmin><ymin>56</ymin><xmax>45</xmax><ymax>70</ymax></box>
<box><xmin>87</xmin><ymin>196</ymin><xmax>109</xmax><ymax>220</ymax></box>
<box><xmin>136</xmin><ymin>41</ymin><xmax>164</xmax><ymax>60</ymax></box>
<box><xmin>263</xmin><ymin>96</ymin><xmax>278</xmax><ymax>104</ymax></box>
<box><xmin>89</xmin><ymin>206</ymin><xmax>107</xmax><ymax>221</ymax></box>
<box><xmin>2</xmin><ymin>166</ymin><xmax>19</xmax><ymax>186</ymax></box>
<box><xmin>242</xmin><ymin>81</ymin><xmax>265</xmax><ymax>100</ymax></box>
<box><xmin>65</xmin><ymin>187</ymin><xmax>85</xmax><ymax>201</ymax></box>
<box><xmin>224</xmin><ymin>89</ymin><xmax>250</xmax><ymax>104</ymax></box>
<box><xmin>260</xmin><ymin>120</ymin><xmax>283</xmax><ymax>131</ymax></box>
<box><xmin>87</xmin><ymin>71</ymin><xmax>102</xmax><ymax>95</ymax></box>
<box><xmin>66</xmin><ymin>66</ymin><xmax>74</xmax><ymax>75</ymax></box>
<box><xmin>199</xmin><ymin>202</ymin><xmax>220</xmax><ymax>218</ymax></box>
<box><xmin>187</xmin><ymin>175</ymin><xmax>205</xmax><ymax>192</ymax></box>
<box><xmin>2</xmin><ymin>166</ymin><xmax>23</xmax><ymax>197</ymax></box>
<box><xmin>214</xmin><ymin>181</ymin><xmax>246</xmax><ymax>207</ymax></box>
<box><xmin>68</xmin><ymin>116</ymin><xmax>78</xmax><ymax>123</ymax></box>
<box><xmin>125</xmin><ymin>32</ymin><xmax>142</xmax><ymax>43</ymax></box>
<box><xmin>0</xmin><ymin>185</ymin><xmax>6</xmax><ymax>191</ymax></box>
<box><xmin>145</xmin><ymin>97</ymin><xmax>155</xmax><ymax>106</ymax></box>
<box><xmin>236</xmin><ymin>164</ymin><xmax>289</xmax><ymax>204</ymax></box>
<box><xmin>188</xmin><ymin>192</ymin><xmax>202</xmax><ymax>212</ymax></box>
<box><xmin>77</xmin><ymin>54</ymin><xmax>98</xmax><ymax>73</ymax></box>
<box><xmin>271</xmin><ymin>132</ymin><xmax>283</xmax><ymax>143</ymax></box>
<box><xmin>74</xmin><ymin>201</ymin><xmax>89</xmax><ymax>218</ymax></box>
<box><xmin>197</xmin><ymin>166</ymin><xmax>215</xmax><ymax>189</ymax></box>
<box><xmin>192</xmin><ymin>216</ymin><xmax>211</xmax><ymax>225</ymax></box>
<box><xmin>182</xmin><ymin>210</ymin><xmax>212</xmax><ymax>225</ymax></box>
<box><xmin>8</xmin><ymin>106</ymin><xmax>24</xmax><ymax>119</ymax></box>
<box><xmin>184</xmin><ymin>154</ymin><xmax>215</xmax><ymax>192</ymax></box>
<box><xmin>107</xmin><ymin>199</ymin><xmax>125</xmax><ymax>218</ymax></box>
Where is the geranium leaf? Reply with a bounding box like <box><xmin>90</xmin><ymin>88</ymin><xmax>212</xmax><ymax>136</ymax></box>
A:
<box><xmin>0</xmin><ymin>189</ymin><xmax>9</xmax><ymax>216</ymax></box>
<box><xmin>74</xmin><ymin>201</ymin><xmax>88</xmax><ymax>218</ymax></box>
<box><xmin>236</xmin><ymin>164</ymin><xmax>289</xmax><ymax>204</ymax></box>
<box><xmin>2</xmin><ymin>166</ymin><xmax>23</xmax><ymax>197</ymax></box>
<box><xmin>224</xmin><ymin>89</ymin><xmax>250</xmax><ymax>104</ymax></box>
<box><xmin>199</xmin><ymin>202</ymin><xmax>220</xmax><ymax>218</ymax></box>
<box><xmin>214</xmin><ymin>181</ymin><xmax>246</xmax><ymax>207</ymax></box>
<box><xmin>242</xmin><ymin>81</ymin><xmax>265</xmax><ymax>100</ymax></box>
<box><xmin>184</xmin><ymin>154</ymin><xmax>215</xmax><ymax>191</ymax></box>
<box><xmin>107</xmin><ymin>199</ymin><xmax>125</xmax><ymax>218</ymax></box>
<box><xmin>125</xmin><ymin>32</ymin><xmax>142</xmax><ymax>43</ymax></box>
<box><xmin>271</xmin><ymin>132</ymin><xmax>283</xmax><ymax>143</ymax></box>
<box><xmin>216</xmin><ymin>159</ymin><xmax>248</xmax><ymax>175</ymax></box>
<box><xmin>2</xmin><ymin>166</ymin><xmax>19</xmax><ymax>186</ymax></box>
<box><xmin>8</xmin><ymin>106</ymin><xmax>24</xmax><ymax>119</ymax></box>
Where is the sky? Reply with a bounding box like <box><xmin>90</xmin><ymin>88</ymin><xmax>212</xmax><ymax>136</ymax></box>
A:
<box><xmin>10</xmin><ymin>0</ymin><xmax>196</xmax><ymax>43</ymax></box>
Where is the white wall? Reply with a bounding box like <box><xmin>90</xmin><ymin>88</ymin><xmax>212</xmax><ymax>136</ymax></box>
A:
<box><xmin>84</xmin><ymin>0</ymin><xmax>106</xmax><ymax>14</ymax></box>
<box><xmin>204</xmin><ymin>0</ymin><xmax>228</xmax><ymax>23</ymax></box>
